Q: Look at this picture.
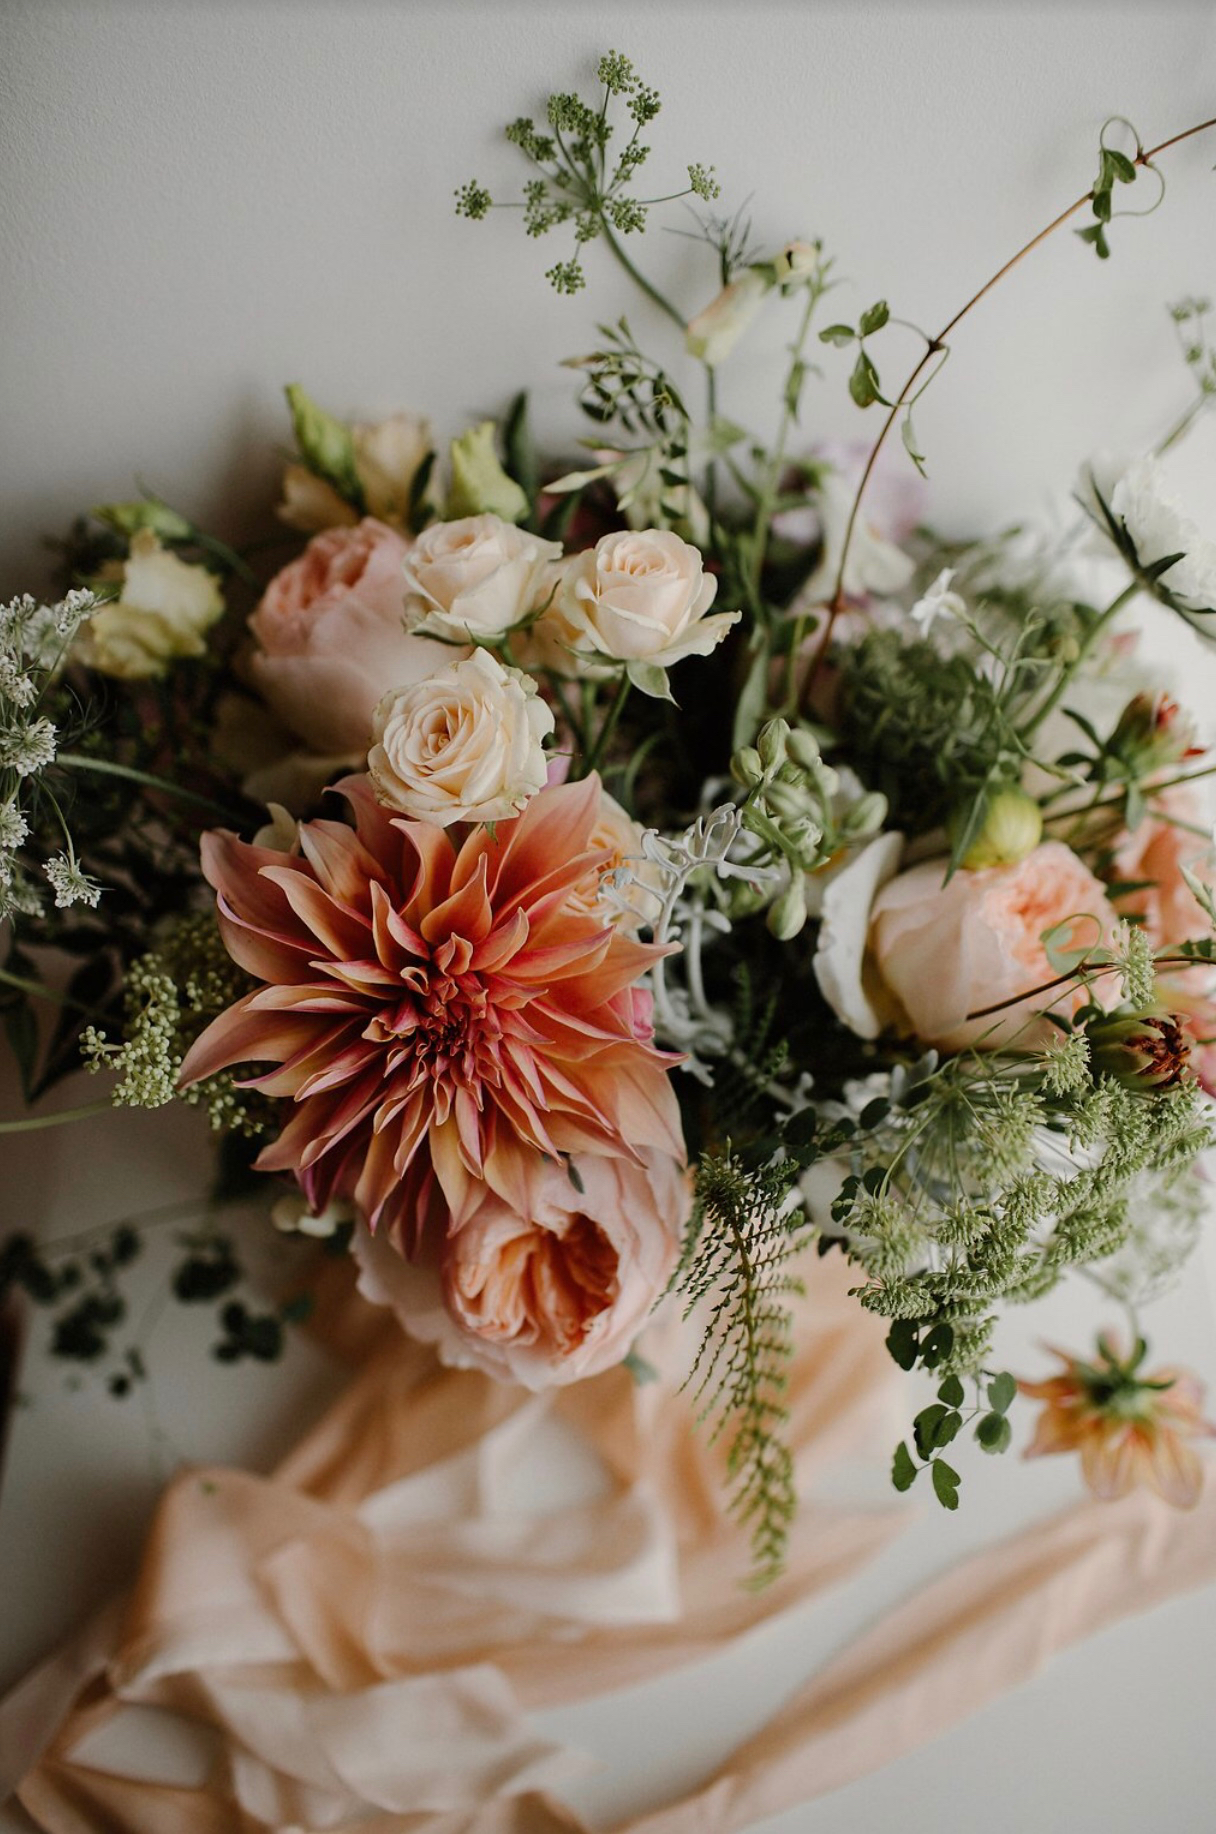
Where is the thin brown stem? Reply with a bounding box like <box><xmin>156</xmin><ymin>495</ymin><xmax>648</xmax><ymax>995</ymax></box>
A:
<box><xmin>802</xmin><ymin>113</ymin><xmax>1216</xmax><ymax>703</ymax></box>
<box><xmin>965</xmin><ymin>951</ymin><xmax>1201</xmax><ymax>1023</ymax></box>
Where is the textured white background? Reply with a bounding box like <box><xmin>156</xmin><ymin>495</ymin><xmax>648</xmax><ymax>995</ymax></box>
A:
<box><xmin>2</xmin><ymin>3</ymin><xmax>1216</xmax><ymax>1830</ymax></box>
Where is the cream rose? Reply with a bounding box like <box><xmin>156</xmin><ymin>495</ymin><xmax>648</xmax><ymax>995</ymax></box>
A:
<box><xmin>83</xmin><ymin>531</ymin><xmax>224</xmax><ymax>679</ymax></box>
<box><xmin>247</xmin><ymin>518</ymin><xmax>452</xmax><ymax>755</ymax></box>
<box><xmin>352</xmin><ymin>1150</ymin><xmax>689</xmax><ymax>1389</ymax></box>
<box><xmin>402</xmin><ymin>513</ymin><xmax>562</xmax><ymax>642</ymax></box>
<box><xmin>869</xmin><ymin>841</ymin><xmax>1119</xmax><ymax>1051</ymax></box>
<box><xmin>552</xmin><ymin>529</ymin><xmax>737</xmax><ymax>670</ymax></box>
<box><xmin>368</xmin><ymin>646</ymin><xmax>553</xmax><ymax>826</ymax></box>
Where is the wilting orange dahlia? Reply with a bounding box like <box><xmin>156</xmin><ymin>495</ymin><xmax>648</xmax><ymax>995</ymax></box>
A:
<box><xmin>181</xmin><ymin>774</ymin><xmax>684</xmax><ymax>1245</ymax></box>
<box><xmin>1020</xmin><ymin>1336</ymin><xmax>1215</xmax><ymax>1509</ymax></box>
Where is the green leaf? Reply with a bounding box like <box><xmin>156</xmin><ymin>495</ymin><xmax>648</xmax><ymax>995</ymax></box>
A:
<box><xmin>503</xmin><ymin>390</ymin><xmax>539</xmax><ymax>510</ymax></box>
<box><xmin>783</xmin><ymin>1106</ymin><xmax>819</xmax><ymax>1155</ymax></box>
<box><xmin>784</xmin><ymin>358</ymin><xmax>807</xmax><ymax>423</ymax></box>
<box><xmin>913</xmin><ymin>1403</ymin><xmax>949</xmax><ymax>1460</ymax></box>
<box><xmin>931</xmin><ymin>1458</ymin><xmax>961</xmax><ymax>1509</ymax></box>
<box><xmin>859</xmin><ymin>299</ymin><xmax>890</xmax><ymax>337</ymax></box>
<box><xmin>885</xmin><ymin>1318</ymin><xmax>920</xmax><ymax>1371</ymax></box>
<box><xmin>858</xmin><ymin>1097</ymin><xmax>890</xmax><ymax>1130</ymax></box>
<box><xmin>938</xmin><ymin>1373</ymin><xmax>965</xmax><ymax>1408</ymax></box>
<box><xmin>892</xmin><ymin>1440</ymin><xmax>919</xmax><ymax>1492</ymax></box>
<box><xmin>2</xmin><ymin>1000</ymin><xmax>39</xmax><ymax>1104</ymax></box>
<box><xmin>1105</xmin><ymin>146</ymin><xmax>1137</xmax><ymax>184</ymax></box>
<box><xmin>818</xmin><ymin>323</ymin><xmax>856</xmax><ymax>347</ymax></box>
<box><xmin>625</xmin><ymin>659</ymin><xmax>675</xmax><ymax>702</ymax></box>
<box><xmin>900</xmin><ymin>409</ymin><xmax>928</xmax><ymax>477</ymax></box>
<box><xmin>731</xmin><ymin>637</ymin><xmax>772</xmax><ymax>752</ymax></box>
<box><xmin>919</xmin><ymin>1321</ymin><xmax>955</xmax><ymax>1370</ymax></box>
<box><xmin>172</xmin><ymin>1246</ymin><xmax>239</xmax><ymax>1303</ymax></box>
<box><xmin>848</xmin><ymin>349</ymin><xmax>882</xmax><ymax>409</ymax></box>
<box><xmin>987</xmin><ymin>1371</ymin><xmax>1017</xmax><ymax>1414</ymax></box>
<box><xmin>1076</xmin><ymin>222</ymin><xmax>1111</xmax><ymax>260</ymax></box>
<box><xmin>976</xmin><ymin>1411</ymin><xmax>1013</xmax><ymax>1453</ymax></box>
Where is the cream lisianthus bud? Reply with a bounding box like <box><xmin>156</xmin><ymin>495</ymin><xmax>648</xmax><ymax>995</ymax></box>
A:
<box><xmin>773</xmin><ymin>240</ymin><xmax>819</xmax><ymax>285</ymax></box>
<box><xmin>403</xmin><ymin>514</ymin><xmax>563</xmax><ymax>643</ymax></box>
<box><xmin>956</xmin><ymin>787</ymin><xmax>1043</xmax><ymax>870</ymax></box>
<box><xmin>685</xmin><ymin>269</ymin><xmax>771</xmax><ymax>367</ymax></box>
<box><xmin>82</xmin><ymin>531</ymin><xmax>224</xmax><ymax>680</ymax></box>
<box><xmin>552</xmin><ymin>529</ymin><xmax>739</xmax><ymax>669</ymax></box>
<box><xmin>368</xmin><ymin>647</ymin><xmax>554</xmax><ymax>827</ymax></box>
<box><xmin>446</xmin><ymin>420</ymin><xmax>529</xmax><ymax>524</ymax></box>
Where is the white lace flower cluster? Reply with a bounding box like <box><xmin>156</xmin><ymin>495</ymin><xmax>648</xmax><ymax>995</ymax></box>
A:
<box><xmin>0</xmin><ymin>588</ymin><xmax>102</xmax><ymax>920</ymax></box>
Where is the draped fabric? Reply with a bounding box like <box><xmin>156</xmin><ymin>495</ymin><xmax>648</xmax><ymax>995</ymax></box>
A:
<box><xmin>2</xmin><ymin>1255</ymin><xmax>1213</xmax><ymax>1832</ymax></box>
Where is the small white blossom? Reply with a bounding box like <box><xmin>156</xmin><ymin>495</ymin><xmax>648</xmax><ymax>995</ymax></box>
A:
<box><xmin>43</xmin><ymin>852</ymin><xmax>102</xmax><ymax>909</ymax></box>
<box><xmin>909</xmin><ymin>567</ymin><xmax>966</xmax><ymax>634</ymax></box>
<box><xmin>0</xmin><ymin>657</ymin><xmax>36</xmax><ymax>707</ymax></box>
<box><xmin>0</xmin><ymin>803</ymin><xmax>29</xmax><ymax>849</ymax></box>
<box><xmin>1</xmin><ymin>717</ymin><xmax>56</xmax><ymax>777</ymax></box>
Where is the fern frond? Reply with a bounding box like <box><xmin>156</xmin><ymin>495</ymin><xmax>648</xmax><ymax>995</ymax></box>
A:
<box><xmin>673</xmin><ymin>1149</ymin><xmax>813</xmax><ymax>1584</ymax></box>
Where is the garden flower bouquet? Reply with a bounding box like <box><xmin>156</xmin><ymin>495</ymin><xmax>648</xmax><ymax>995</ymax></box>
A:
<box><xmin>4</xmin><ymin>53</ymin><xmax>1216</xmax><ymax>1580</ymax></box>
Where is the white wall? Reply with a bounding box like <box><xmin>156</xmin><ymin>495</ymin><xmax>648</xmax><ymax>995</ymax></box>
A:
<box><xmin>2</xmin><ymin>0</ymin><xmax>1215</xmax><ymax>596</ymax></box>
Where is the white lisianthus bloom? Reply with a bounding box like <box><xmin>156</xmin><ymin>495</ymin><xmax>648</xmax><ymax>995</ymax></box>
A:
<box><xmin>368</xmin><ymin>647</ymin><xmax>554</xmax><ymax>827</ymax></box>
<box><xmin>794</xmin><ymin>470</ymin><xmax>916</xmax><ymax>608</ymax></box>
<box><xmin>552</xmin><ymin>529</ymin><xmax>738</xmax><ymax>669</ymax></box>
<box><xmin>402</xmin><ymin>513</ymin><xmax>562</xmax><ymax>642</ymax></box>
<box><xmin>909</xmin><ymin>567</ymin><xmax>967</xmax><ymax>634</ymax></box>
<box><xmin>812</xmin><ymin>830</ymin><xmax>905</xmax><ymax>1040</ymax></box>
<box><xmin>1081</xmin><ymin>452</ymin><xmax>1216</xmax><ymax>610</ymax></box>
<box><xmin>685</xmin><ymin>269</ymin><xmax>771</xmax><ymax>367</ymax></box>
<box><xmin>82</xmin><ymin>531</ymin><xmax>224</xmax><ymax>680</ymax></box>
<box><xmin>271</xmin><ymin>1191</ymin><xmax>355</xmax><ymax>1238</ymax></box>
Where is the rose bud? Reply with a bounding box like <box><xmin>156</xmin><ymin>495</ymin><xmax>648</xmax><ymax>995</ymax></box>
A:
<box><xmin>1107</xmin><ymin>691</ymin><xmax>1201</xmax><ymax>777</ymax></box>
<box><xmin>1085</xmin><ymin>1007</ymin><xmax>1192</xmax><ymax>1091</ymax></box>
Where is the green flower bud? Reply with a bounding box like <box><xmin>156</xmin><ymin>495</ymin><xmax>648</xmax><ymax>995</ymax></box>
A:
<box><xmin>284</xmin><ymin>384</ymin><xmax>364</xmax><ymax>508</ymax></box>
<box><xmin>731</xmin><ymin>745</ymin><xmax>764</xmax><ymax>788</ymax></box>
<box><xmin>446</xmin><ymin>421</ymin><xmax>529</xmax><ymax>524</ymax></box>
<box><xmin>756</xmin><ymin>718</ymin><xmax>790</xmax><ymax>773</ymax></box>
<box><xmin>92</xmin><ymin>499</ymin><xmax>194</xmax><ymax>543</ymax></box>
<box><xmin>785</xmin><ymin>727</ymin><xmax>823</xmax><ymax>770</ymax></box>
<box><xmin>957</xmin><ymin>788</ymin><xmax>1043</xmax><ymax>870</ymax></box>
<box><xmin>1086</xmin><ymin>1007</ymin><xmax>1191</xmax><ymax>1091</ymax></box>
<box><xmin>767</xmin><ymin>877</ymin><xmax>808</xmax><ymax>941</ymax></box>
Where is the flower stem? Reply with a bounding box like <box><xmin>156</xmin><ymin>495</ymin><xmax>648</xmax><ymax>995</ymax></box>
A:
<box><xmin>802</xmin><ymin>112</ymin><xmax>1216</xmax><ymax>701</ymax></box>
<box><xmin>56</xmin><ymin>753</ymin><xmax>245</xmax><ymax>825</ymax></box>
<box><xmin>1017</xmin><ymin>582</ymin><xmax>1139</xmax><ymax>742</ymax></box>
<box><xmin>578</xmin><ymin>672</ymin><xmax>632</xmax><ymax>779</ymax></box>
<box><xmin>0</xmin><ymin>1098</ymin><xmax>114</xmax><ymax>1134</ymax></box>
<box><xmin>600</xmin><ymin>220</ymin><xmax>686</xmax><ymax>331</ymax></box>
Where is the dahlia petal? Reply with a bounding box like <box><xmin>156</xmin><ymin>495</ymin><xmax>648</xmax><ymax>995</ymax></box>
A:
<box><xmin>179</xmin><ymin>995</ymin><xmax>316</xmax><ymax>1085</ymax></box>
<box><xmin>215</xmin><ymin>900</ymin><xmax>315</xmax><ymax>985</ymax></box>
<box><xmin>295</xmin><ymin>819</ymin><xmax>388</xmax><ymax>908</ymax></box>
<box><xmin>260</xmin><ymin>864</ymin><xmax>373</xmax><ymax>961</ymax></box>
<box><xmin>473</xmin><ymin>773</ymin><xmax>602</xmax><ymax>911</ymax></box>
<box><xmin>201</xmin><ymin>830</ymin><xmax>301</xmax><ymax>935</ymax></box>
<box><xmin>470</xmin><ymin>909</ymin><xmax>531</xmax><ymax>975</ymax></box>
<box><xmin>246</xmin><ymin>1026</ymin><xmax>367</xmax><ymax>1099</ymax></box>
<box><xmin>1147</xmin><ymin>1432</ymin><xmax>1206</xmax><ymax>1508</ymax></box>
<box><xmin>420</xmin><ymin>853</ymin><xmax>493</xmax><ymax>948</ymax></box>
<box><xmin>369</xmin><ymin>880</ymin><xmax>427</xmax><ymax>970</ymax></box>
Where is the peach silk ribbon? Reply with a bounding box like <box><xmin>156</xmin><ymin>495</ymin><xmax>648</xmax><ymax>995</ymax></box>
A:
<box><xmin>2</xmin><ymin>1255</ymin><xmax>1214</xmax><ymax>1833</ymax></box>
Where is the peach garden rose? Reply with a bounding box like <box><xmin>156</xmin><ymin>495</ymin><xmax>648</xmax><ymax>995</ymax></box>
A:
<box><xmin>869</xmin><ymin>840</ymin><xmax>1120</xmax><ymax>1052</ymax></box>
<box><xmin>247</xmin><ymin>517</ymin><xmax>452</xmax><ymax>754</ymax></box>
<box><xmin>353</xmin><ymin>1148</ymin><xmax>689</xmax><ymax>1388</ymax></box>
